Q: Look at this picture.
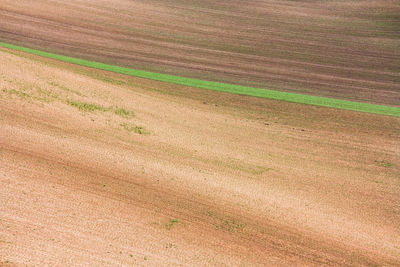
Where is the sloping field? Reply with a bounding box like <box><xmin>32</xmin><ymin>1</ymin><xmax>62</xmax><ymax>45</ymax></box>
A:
<box><xmin>1</xmin><ymin>47</ymin><xmax>400</xmax><ymax>266</ymax></box>
<box><xmin>1</xmin><ymin>42</ymin><xmax>398</xmax><ymax>117</ymax></box>
<box><xmin>0</xmin><ymin>0</ymin><xmax>399</xmax><ymax>106</ymax></box>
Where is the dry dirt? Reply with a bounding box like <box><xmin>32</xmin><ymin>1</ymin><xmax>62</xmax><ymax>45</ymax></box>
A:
<box><xmin>0</xmin><ymin>0</ymin><xmax>399</xmax><ymax>106</ymax></box>
<box><xmin>1</xmin><ymin>47</ymin><xmax>400</xmax><ymax>266</ymax></box>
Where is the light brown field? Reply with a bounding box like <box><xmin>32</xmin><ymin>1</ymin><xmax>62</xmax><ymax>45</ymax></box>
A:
<box><xmin>1</xmin><ymin>47</ymin><xmax>400</xmax><ymax>266</ymax></box>
<box><xmin>0</xmin><ymin>0</ymin><xmax>399</xmax><ymax>105</ymax></box>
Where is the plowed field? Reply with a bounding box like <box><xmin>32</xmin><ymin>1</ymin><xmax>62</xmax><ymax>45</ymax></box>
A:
<box><xmin>1</xmin><ymin>47</ymin><xmax>399</xmax><ymax>266</ymax></box>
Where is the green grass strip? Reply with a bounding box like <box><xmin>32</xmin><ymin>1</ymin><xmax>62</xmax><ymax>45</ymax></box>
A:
<box><xmin>1</xmin><ymin>41</ymin><xmax>399</xmax><ymax>117</ymax></box>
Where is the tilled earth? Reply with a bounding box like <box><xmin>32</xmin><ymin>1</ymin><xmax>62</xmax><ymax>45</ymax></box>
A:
<box><xmin>0</xmin><ymin>48</ymin><xmax>399</xmax><ymax>266</ymax></box>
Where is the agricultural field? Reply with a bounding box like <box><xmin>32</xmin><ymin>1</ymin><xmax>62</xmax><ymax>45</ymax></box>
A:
<box><xmin>1</xmin><ymin>0</ymin><xmax>400</xmax><ymax>105</ymax></box>
<box><xmin>1</xmin><ymin>0</ymin><xmax>400</xmax><ymax>266</ymax></box>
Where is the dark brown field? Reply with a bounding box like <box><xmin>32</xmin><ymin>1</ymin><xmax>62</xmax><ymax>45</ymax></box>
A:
<box><xmin>1</xmin><ymin>1</ymin><xmax>400</xmax><ymax>266</ymax></box>
<box><xmin>1</xmin><ymin>0</ymin><xmax>399</xmax><ymax>105</ymax></box>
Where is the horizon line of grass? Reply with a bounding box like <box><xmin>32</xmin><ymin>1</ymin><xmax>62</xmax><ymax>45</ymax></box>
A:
<box><xmin>1</xmin><ymin>42</ymin><xmax>399</xmax><ymax>117</ymax></box>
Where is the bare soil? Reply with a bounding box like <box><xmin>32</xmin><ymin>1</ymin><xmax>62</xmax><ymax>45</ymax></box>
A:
<box><xmin>0</xmin><ymin>0</ymin><xmax>399</xmax><ymax>105</ymax></box>
<box><xmin>1</xmin><ymin>47</ymin><xmax>399</xmax><ymax>266</ymax></box>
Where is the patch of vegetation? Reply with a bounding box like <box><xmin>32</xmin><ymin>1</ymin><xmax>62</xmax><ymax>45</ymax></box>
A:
<box><xmin>66</xmin><ymin>99</ymin><xmax>136</xmax><ymax>121</ymax></box>
<box><xmin>36</xmin><ymin>87</ymin><xmax>59</xmax><ymax>100</ymax></box>
<box><xmin>7</xmin><ymin>85</ymin><xmax>60</xmax><ymax>103</ymax></box>
<box><xmin>251</xmin><ymin>166</ymin><xmax>273</xmax><ymax>175</ymax></box>
<box><xmin>165</xmin><ymin>219</ymin><xmax>178</xmax><ymax>230</ymax></box>
<box><xmin>114</xmin><ymin>108</ymin><xmax>134</xmax><ymax>118</ymax></box>
<box><xmin>67</xmin><ymin>99</ymin><xmax>108</xmax><ymax>112</ymax></box>
<box><xmin>120</xmin><ymin>123</ymin><xmax>149</xmax><ymax>135</ymax></box>
<box><xmin>1</xmin><ymin>42</ymin><xmax>399</xmax><ymax>117</ymax></box>
<box><xmin>216</xmin><ymin>219</ymin><xmax>244</xmax><ymax>232</ymax></box>
<box><xmin>2</xmin><ymin>88</ymin><xmax>31</xmax><ymax>99</ymax></box>
<box><xmin>375</xmin><ymin>160</ymin><xmax>393</xmax><ymax>168</ymax></box>
<box><xmin>207</xmin><ymin>211</ymin><xmax>245</xmax><ymax>233</ymax></box>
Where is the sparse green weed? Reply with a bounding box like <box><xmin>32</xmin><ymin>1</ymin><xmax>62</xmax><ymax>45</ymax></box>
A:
<box><xmin>165</xmin><ymin>219</ymin><xmax>178</xmax><ymax>230</ymax></box>
<box><xmin>375</xmin><ymin>160</ymin><xmax>393</xmax><ymax>168</ymax></box>
<box><xmin>114</xmin><ymin>108</ymin><xmax>134</xmax><ymax>118</ymax></box>
<box><xmin>67</xmin><ymin>99</ymin><xmax>108</xmax><ymax>112</ymax></box>
<box><xmin>36</xmin><ymin>87</ymin><xmax>59</xmax><ymax>100</ymax></box>
<box><xmin>252</xmin><ymin>166</ymin><xmax>273</xmax><ymax>175</ymax></box>
<box><xmin>120</xmin><ymin>123</ymin><xmax>149</xmax><ymax>135</ymax></box>
<box><xmin>216</xmin><ymin>219</ymin><xmax>244</xmax><ymax>232</ymax></box>
<box><xmin>165</xmin><ymin>243</ymin><xmax>174</xmax><ymax>248</ymax></box>
<box><xmin>2</xmin><ymin>88</ymin><xmax>31</xmax><ymax>99</ymax></box>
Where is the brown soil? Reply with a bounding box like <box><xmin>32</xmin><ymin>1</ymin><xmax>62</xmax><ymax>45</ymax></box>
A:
<box><xmin>1</xmin><ymin>47</ymin><xmax>400</xmax><ymax>266</ymax></box>
<box><xmin>0</xmin><ymin>0</ymin><xmax>399</xmax><ymax>106</ymax></box>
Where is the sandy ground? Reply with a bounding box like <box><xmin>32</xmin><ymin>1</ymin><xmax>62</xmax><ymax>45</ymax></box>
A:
<box><xmin>0</xmin><ymin>48</ymin><xmax>399</xmax><ymax>266</ymax></box>
<box><xmin>0</xmin><ymin>0</ymin><xmax>399</xmax><ymax>105</ymax></box>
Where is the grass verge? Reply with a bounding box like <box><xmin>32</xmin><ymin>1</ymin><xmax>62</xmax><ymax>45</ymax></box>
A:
<box><xmin>1</xmin><ymin>42</ymin><xmax>399</xmax><ymax>117</ymax></box>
